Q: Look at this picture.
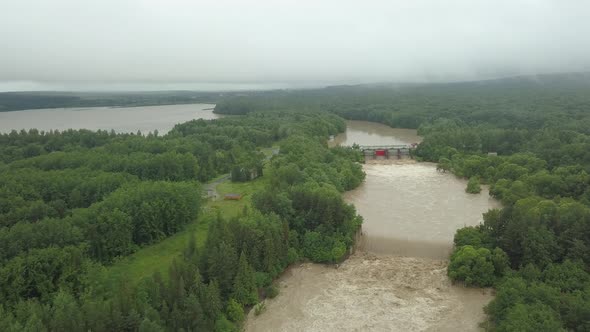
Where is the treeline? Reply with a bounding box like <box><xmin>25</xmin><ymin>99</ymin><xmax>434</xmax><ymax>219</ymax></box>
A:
<box><xmin>0</xmin><ymin>91</ymin><xmax>218</xmax><ymax>112</ymax></box>
<box><xmin>0</xmin><ymin>110</ymin><xmax>366</xmax><ymax>331</ymax></box>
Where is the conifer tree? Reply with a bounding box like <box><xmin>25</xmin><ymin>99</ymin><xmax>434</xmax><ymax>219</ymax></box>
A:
<box><xmin>183</xmin><ymin>233</ymin><xmax>198</xmax><ymax>262</ymax></box>
<box><xmin>232</xmin><ymin>251</ymin><xmax>258</xmax><ymax>306</ymax></box>
<box><xmin>207</xmin><ymin>241</ymin><xmax>238</xmax><ymax>296</ymax></box>
<box><xmin>201</xmin><ymin>281</ymin><xmax>222</xmax><ymax>328</ymax></box>
<box><xmin>184</xmin><ymin>294</ymin><xmax>206</xmax><ymax>331</ymax></box>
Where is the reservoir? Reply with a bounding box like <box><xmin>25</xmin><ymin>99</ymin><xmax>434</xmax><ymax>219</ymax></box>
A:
<box><xmin>246</xmin><ymin>120</ymin><xmax>499</xmax><ymax>332</ymax></box>
<box><xmin>329</xmin><ymin>120</ymin><xmax>422</xmax><ymax>146</ymax></box>
<box><xmin>0</xmin><ymin>103</ymin><xmax>219</xmax><ymax>134</ymax></box>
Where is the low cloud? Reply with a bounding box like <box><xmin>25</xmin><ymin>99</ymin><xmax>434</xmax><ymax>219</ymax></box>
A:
<box><xmin>1</xmin><ymin>0</ymin><xmax>589</xmax><ymax>89</ymax></box>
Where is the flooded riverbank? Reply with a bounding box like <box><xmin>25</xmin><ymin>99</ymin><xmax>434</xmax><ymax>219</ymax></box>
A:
<box><xmin>245</xmin><ymin>121</ymin><xmax>498</xmax><ymax>331</ymax></box>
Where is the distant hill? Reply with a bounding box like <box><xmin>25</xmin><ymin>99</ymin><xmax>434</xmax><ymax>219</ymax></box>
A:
<box><xmin>3</xmin><ymin>72</ymin><xmax>590</xmax><ymax>112</ymax></box>
<box><xmin>318</xmin><ymin>72</ymin><xmax>590</xmax><ymax>93</ymax></box>
<box><xmin>0</xmin><ymin>91</ymin><xmax>222</xmax><ymax>112</ymax></box>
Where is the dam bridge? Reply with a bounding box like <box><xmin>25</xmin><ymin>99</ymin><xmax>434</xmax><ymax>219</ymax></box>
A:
<box><xmin>358</xmin><ymin>144</ymin><xmax>418</xmax><ymax>159</ymax></box>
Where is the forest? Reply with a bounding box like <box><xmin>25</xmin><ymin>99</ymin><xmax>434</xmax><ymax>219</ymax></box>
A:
<box><xmin>214</xmin><ymin>74</ymin><xmax>590</xmax><ymax>331</ymax></box>
<box><xmin>3</xmin><ymin>73</ymin><xmax>590</xmax><ymax>330</ymax></box>
<box><xmin>0</xmin><ymin>111</ymin><xmax>365</xmax><ymax>331</ymax></box>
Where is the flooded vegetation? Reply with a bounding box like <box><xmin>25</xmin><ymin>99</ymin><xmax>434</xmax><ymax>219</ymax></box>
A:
<box><xmin>0</xmin><ymin>103</ymin><xmax>218</xmax><ymax>134</ymax></box>
<box><xmin>246</xmin><ymin>121</ymin><xmax>499</xmax><ymax>331</ymax></box>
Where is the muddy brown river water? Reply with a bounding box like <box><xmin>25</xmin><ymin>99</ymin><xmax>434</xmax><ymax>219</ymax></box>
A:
<box><xmin>348</xmin><ymin>162</ymin><xmax>500</xmax><ymax>259</ymax></box>
<box><xmin>246</xmin><ymin>121</ymin><xmax>499</xmax><ymax>332</ymax></box>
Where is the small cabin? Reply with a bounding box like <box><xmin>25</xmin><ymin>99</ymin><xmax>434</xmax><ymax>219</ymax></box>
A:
<box><xmin>224</xmin><ymin>193</ymin><xmax>242</xmax><ymax>200</ymax></box>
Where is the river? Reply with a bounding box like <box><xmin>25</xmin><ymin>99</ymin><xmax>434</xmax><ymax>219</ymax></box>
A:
<box><xmin>0</xmin><ymin>103</ymin><xmax>219</xmax><ymax>134</ymax></box>
<box><xmin>246</xmin><ymin>120</ymin><xmax>499</xmax><ymax>332</ymax></box>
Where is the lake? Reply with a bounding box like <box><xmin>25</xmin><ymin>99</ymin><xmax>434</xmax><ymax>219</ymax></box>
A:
<box><xmin>0</xmin><ymin>103</ymin><xmax>219</xmax><ymax>134</ymax></box>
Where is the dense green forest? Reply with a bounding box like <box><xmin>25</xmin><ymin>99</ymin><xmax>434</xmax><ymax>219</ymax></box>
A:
<box><xmin>214</xmin><ymin>73</ymin><xmax>590</xmax><ymax>331</ymax></box>
<box><xmin>0</xmin><ymin>111</ymin><xmax>364</xmax><ymax>331</ymax></box>
<box><xmin>3</xmin><ymin>73</ymin><xmax>590</xmax><ymax>330</ymax></box>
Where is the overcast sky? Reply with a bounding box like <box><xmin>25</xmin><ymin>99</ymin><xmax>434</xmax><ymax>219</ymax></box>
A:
<box><xmin>1</xmin><ymin>0</ymin><xmax>590</xmax><ymax>90</ymax></box>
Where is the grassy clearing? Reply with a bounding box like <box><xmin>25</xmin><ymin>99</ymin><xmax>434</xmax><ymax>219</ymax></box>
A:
<box><xmin>103</xmin><ymin>213</ymin><xmax>211</xmax><ymax>285</ymax></box>
<box><xmin>103</xmin><ymin>175</ymin><xmax>268</xmax><ymax>286</ymax></box>
<box><xmin>207</xmin><ymin>176</ymin><xmax>268</xmax><ymax>217</ymax></box>
<box><xmin>208</xmin><ymin>173</ymin><xmax>231</xmax><ymax>183</ymax></box>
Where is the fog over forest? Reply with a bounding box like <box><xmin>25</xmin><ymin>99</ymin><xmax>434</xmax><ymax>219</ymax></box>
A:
<box><xmin>1</xmin><ymin>0</ymin><xmax>590</xmax><ymax>91</ymax></box>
